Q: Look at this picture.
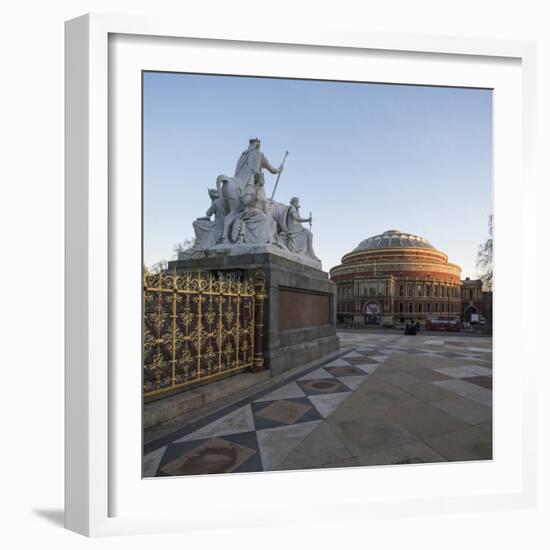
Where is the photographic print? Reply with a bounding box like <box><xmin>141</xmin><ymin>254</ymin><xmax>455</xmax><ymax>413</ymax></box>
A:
<box><xmin>142</xmin><ymin>72</ymin><xmax>493</xmax><ymax>478</ymax></box>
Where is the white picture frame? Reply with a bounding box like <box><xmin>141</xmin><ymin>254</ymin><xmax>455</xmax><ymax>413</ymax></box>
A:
<box><xmin>65</xmin><ymin>13</ymin><xmax>537</xmax><ymax>537</ymax></box>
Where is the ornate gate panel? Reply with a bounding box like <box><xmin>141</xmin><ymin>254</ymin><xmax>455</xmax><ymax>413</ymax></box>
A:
<box><xmin>143</xmin><ymin>270</ymin><xmax>265</xmax><ymax>398</ymax></box>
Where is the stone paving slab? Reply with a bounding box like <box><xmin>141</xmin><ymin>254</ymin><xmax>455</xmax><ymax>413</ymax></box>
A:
<box><xmin>297</xmin><ymin>367</ymin><xmax>334</xmax><ymax>380</ymax></box>
<box><xmin>433</xmin><ymin>379</ymin><xmax>492</xmax><ymax>407</ymax></box>
<box><xmin>382</xmin><ymin>402</ymin><xmax>471</xmax><ymax>440</ymax></box>
<box><xmin>355</xmin><ymin>441</ymin><xmax>448</xmax><ymax>466</ymax></box>
<box><xmin>405</xmin><ymin>369</ymin><xmax>453</xmax><ymax>382</ymax></box>
<box><xmin>375</xmin><ymin>357</ymin><xmax>460</xmax><ymax>374</ymax></box>
<box><xmin>463</xmin><ymin>376</ymin><xmax>492</xmax><ymax>389</ymax></box>
<box><xmin>320</xmin><ymin>456</ymin><xmax>360</xmax><ymax>469</ymax></box>
<box><xmin>257</xmin><ymin>421</ymin><xmax>321</xmax><ymax>471</ymax></box>
<box><xmin>372</xmin><ymin>372</ymin><xmax>425</xmax><ymax>387</ymax></box>
<box><xmin>431</xmin><ymin>398</ymin><xmax>492</xmax><ymax>425</ymax></box>
<box><xmin>475</xmin><ymin>421</ymin><xmax>492</xmax><ymax>437</ymax></box>
<box><xmin>425</xmin><ymin>425</ymin><xmax>493</xmax><ymax>461</ymax></box>
<box><xmin>173</xmin><ymin>405</ymin><xmax>255</xmax><ymax>443</ymax></box>
<box><xmin>433</xmin><ymin>365</ymin><xmax>493</xmax><ymax>379</ymax></box>
<box><xmin>276</xmin><ymin>422</ymin><xmax>354</xmax><ymax>470</ymax></box>
<box><xmin>308</xmin><ymin>392</ymin><xmax>352</xmax><ymax>418</ymax></box>
<box><xmin>397</xmin><ymin>382</ymin><xmax>461</xmax><ymax>402</ymax></box>
<box><xmin>254</xmin><ymin>381</ymin><xmax>306</xmax><ymax>402</ymax></box>
<box><xmin>327</xmin><ymin>406</ymin><xmax>419</xmax><ymax>456</ymax></box>
<box><xmin>143</xmin><ymin>331</ymin><xmax>492</xmax><ymax>476</ymax></box>
<box><xmin>352</xmin><ymin>379</ymin><xmax>422</xmax><ymax>410</ymax></box>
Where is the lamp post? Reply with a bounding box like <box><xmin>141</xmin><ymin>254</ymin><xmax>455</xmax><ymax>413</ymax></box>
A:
<box><xmin>447</xmin><ymin>286</ymin><xmax>450</xmax><ymax>329</ymax></box>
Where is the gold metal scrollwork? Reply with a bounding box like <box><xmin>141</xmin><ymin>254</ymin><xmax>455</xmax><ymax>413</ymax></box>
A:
<box><xmin>143</xmin><ymin>269</ymin><xmax>265</xmax><ymax>398</ymax></box>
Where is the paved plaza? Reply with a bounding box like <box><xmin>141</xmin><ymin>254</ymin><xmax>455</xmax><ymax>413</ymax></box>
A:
<box><xmin>143</xmin><ymin>331</ymin><xmax>492</xmax><ymax>477</ymax></box>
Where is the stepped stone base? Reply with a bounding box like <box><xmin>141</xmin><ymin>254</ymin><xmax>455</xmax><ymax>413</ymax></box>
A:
<box><xmin>143</xmin><ymin>370</ymin><xmax>271</xmax><ymax>429</ymax></box>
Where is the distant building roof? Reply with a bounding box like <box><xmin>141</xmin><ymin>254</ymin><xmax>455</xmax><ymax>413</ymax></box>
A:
<box><xmin>352</xmin><ymin>230</ymin><xmax>436</xmax><ymax>252</ymax></box>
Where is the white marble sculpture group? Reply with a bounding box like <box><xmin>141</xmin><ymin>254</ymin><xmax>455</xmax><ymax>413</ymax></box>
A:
<box><xmin>183</xmin><ymin>138</ymin><xmax>321</xmax><ymax>268</ymax></box>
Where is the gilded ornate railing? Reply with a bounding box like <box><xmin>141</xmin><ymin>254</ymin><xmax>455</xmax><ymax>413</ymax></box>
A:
<box><xmin>143</xmin><ymin>269</ymin><xmax>266</xmax><ymax>398</ymax></box>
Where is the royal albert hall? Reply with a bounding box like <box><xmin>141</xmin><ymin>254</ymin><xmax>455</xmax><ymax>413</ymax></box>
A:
<box><xmin>330</xmin><ymin>229</ymin><xmax>484</xmax><ymax>326</ymax></box>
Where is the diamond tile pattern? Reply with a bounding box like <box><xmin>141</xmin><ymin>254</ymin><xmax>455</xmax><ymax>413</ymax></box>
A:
<box><xmin>144</xmin><ymin>333</ymin><xmax>492</xmax><ymax>476</ymax></box>
<box><xmin>253</xmin><ymin>398</ymin><xmax>315</xmax><ymax>426</ymax></box>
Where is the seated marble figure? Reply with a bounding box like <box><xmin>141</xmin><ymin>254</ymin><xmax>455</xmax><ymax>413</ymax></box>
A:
<box><xmin>192</xmin><ymin>188</ymin><xmax>227</xmax><ymax>250</ymax></box>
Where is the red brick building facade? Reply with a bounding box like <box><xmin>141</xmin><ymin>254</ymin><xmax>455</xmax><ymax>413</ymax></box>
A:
<box><xmin>330</xmin><ymin>229</ymin><xmax>489</xmax><ymax>327</ymax></box>
<box><xmin>461</xmin><ymin>277</ymin><xmax>492</xmax><ymax>326</ymax></box>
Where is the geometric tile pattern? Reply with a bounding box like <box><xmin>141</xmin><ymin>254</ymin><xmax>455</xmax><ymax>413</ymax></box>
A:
<box><xmin>256</xmin><ymin>421</ymin><xmax>321</xmax><ymax>471</ymax></box>
<box><xmin>143</xmin><ymin>347</ymin><xmax>379</xmax><ymax>477</ymax></box>
<box><xmin>252</xmin><ymin>397</ymin><xmax>321</xmax><ymax>428</ymax></box>
<box><xmin>156</xmin><ymin>431</ymin><xmax>262</xmax><ymax>476</ymax></box>
<box><xmin>297</xmin><ymin>367</ymin><xmax>334</xmax><ymax>380</ymax></box>
<box><xmin>308</xmin><ymin>392</ymin><xmax>352</xmax><ymax>418</ymax></box>
<box><xmin>144</xmin><ymin>331</ymin><xmax>493</xmax><ymax>476</ymax></box>
<box><xmin>173</xmin><ymin>405</ymin><xmax>255</xmax><ymax>443</ymax></box>
<box><xmin>296</xmin><ymin>378</ymin><xmax>351</xmax><ymax>396</ymax></box>
<box><xmin>160</xmin><ymin>437</ymin><xmax>257</xmax><ymax>476</ymax></box>
<box><xmin>253</xmin><ymin>381</ymin><xmax>306</xmax><ymax>402</ymax></box>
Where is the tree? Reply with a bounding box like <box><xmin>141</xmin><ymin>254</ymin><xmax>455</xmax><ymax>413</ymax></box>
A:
<box><xmin>143</xmin><ymin>238</ymin><xmax>195</xmax><ymax>275</ymax></box>
<box><xmin>476</xmin><ymin>214</ymin><xmax>493</xmax><ymax>291</ymax></box>
<box><xmin>173</xmin><ymin>238</ymin><xmax>195</xmax><ymax>258</ymax></box>
<box><xmin>147</xmin><ymin>259</ymin><xmax>168</xmax><ymax>274</ymax></box>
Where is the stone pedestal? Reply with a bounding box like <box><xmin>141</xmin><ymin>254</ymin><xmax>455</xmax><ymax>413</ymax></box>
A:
<box><xmin>168</xmin><ymin>247</ymin><xmax>339</xmax><ymax>376</ymax></box>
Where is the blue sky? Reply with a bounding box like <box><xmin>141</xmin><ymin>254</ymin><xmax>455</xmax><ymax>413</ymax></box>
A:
<box><xmin>143</xmin><ymin>72</ymin><xmax>492</xmax><ymax>278</ymax></box>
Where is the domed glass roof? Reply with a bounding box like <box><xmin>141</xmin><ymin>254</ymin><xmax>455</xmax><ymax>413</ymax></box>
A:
<box><xmin>352</xmin><ymin>230</ymin><xmax>436</xmax><ymax>252</ymax></box>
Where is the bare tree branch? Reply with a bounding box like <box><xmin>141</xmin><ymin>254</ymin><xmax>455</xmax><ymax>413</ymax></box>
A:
<box><xmin>476</xmin><ymin>214</ymin><xmax>493</xmax><ymax>291</ymax></box>
<box><xmin>173</xmin><ymin>238</ymin><xmax>195</xmax><ymax>258</ymax></box>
